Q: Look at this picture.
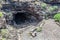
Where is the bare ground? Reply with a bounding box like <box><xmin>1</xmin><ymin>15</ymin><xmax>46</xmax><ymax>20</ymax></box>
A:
<box><xmin>19</xmin><ymin>19</ymin><xmax>60</xmax><ymax>40</ymax></box>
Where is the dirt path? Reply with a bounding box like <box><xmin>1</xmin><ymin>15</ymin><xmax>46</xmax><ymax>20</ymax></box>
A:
<box><xmin>20</xmin><ymin>19</ymin><xmax>60</xmax><ymax>40</ymax></box>
<box><xmin>43</xmin><ymin>19</ymin><xmax>60</xmax><ymax>40</ymax></box>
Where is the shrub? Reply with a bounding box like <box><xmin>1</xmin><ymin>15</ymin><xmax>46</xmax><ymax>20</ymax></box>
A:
<box><xmin>54</xmin><ymin>13</ymin><xmax>60</xmax><ymax>22</ymax></box>
<box><xmin>41</xmin><ymin>3</ymin><xmax>47</xmax><ymax>8</ymax></box>
<box><xmin>1</xmin><ymin>38</ymin><xmax>6</xmax><ymax>40</ymax></box>
<box><xmin>48</xmin><ymin>6</ymin><xmax>58</xmax><ymax>12</ymax></box>
<box><xmin>36</xmin><ymin>27</ymin><xmax>42</xmax><ymax>32</ymax></box>
<box><xmin>0</xmin><ymin>12</ymin><xmax>3</xmax><ymax>17</ymax></box>
<box><xmin>53</xmin><ymin>6</ymin><xmax>58</xmax><ymax>9</ymax></box>
<box><xmin>1</xmin><ymin>29</ymin><xmax>8</xmax><ymax>36</ymax></box>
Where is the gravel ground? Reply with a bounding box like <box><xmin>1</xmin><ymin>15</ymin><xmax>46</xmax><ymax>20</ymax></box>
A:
<box><xmin>19</xmin><ymin>19</ymin><xmax>60</xmax><ymax>40</ymax></box>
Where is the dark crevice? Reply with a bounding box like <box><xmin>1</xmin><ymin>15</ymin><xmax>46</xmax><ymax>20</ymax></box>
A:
<box><xmin>13</xmin><ymin>12</ymin><xmax>31</xmax><ymax>25</ymax></box>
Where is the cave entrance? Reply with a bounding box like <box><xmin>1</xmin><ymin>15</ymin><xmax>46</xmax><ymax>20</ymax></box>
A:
<box><xmin>13</xmin><ymin>12</ymin><xmax>31</xmax><ymax>25</ymax></box>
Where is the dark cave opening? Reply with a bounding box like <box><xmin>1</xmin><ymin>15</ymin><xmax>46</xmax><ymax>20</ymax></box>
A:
<box><xmin>5</xmin><ymin>11</ymin><xmax>43</xmax><ymax>28</ymax></box>
<box><xmin>6</xmin><ymin>11</ymin><xmax>42</xmax><ymax>27</ymax></box>
<box><xmin>13</xmin><ymin>12</ymin><xmax>31</xmax><ymax>25</ymax></box>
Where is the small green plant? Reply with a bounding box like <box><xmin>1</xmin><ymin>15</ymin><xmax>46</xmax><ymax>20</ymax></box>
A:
<box><xmin>48</xmin><ymin>6</ymin><xmax>58</xmax><ymax>12</ymax></box>
<box><xmin>54</xmin><ymin>13</ymin><xmax>60</xmax><ymax>22</ymax></box>
<box><xmin>1</xmin><ymin>29</ymin><xmax>8</xmax><ymax>36</ymax></box>
<box><xmin>41</xmin><ymin>3</ymin><xmax>47</xmax><ymax>8</ymax></box>
<box><xmin>1</xmin><ymin>38</ymin><xmax>6</xmax><ymax>40</ymax></box>
<box><xmin>36</xmin><ymin>27</ymin><xmax>42</xmax><ymax>32</ymax></box>
<box><xmin>0</xmin><ymin>12</ymin><xmax>3</xmax><ymax>17</ymax></box>
<box><xmin>53</xmin><ymin>6</ymin><xmax>58</xmax><ymax>9</ymax></box>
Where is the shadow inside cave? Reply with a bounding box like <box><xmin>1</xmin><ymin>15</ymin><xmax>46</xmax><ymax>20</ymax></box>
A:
<box><xmin>13</xmin><ymin>12</ymin><xmax>39</xmax><ymax>28</ymax></box>
<box><xmin>6</xmin><ymin>11</ymin><xmax>43</xmax><ymax>29</ymax></box>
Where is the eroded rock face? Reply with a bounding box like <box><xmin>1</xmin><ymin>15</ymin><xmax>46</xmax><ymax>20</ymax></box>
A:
<box><xmin>1</xmin><ymin>1</ymin><xmax>43</xmax><ymax>27</ymax></box>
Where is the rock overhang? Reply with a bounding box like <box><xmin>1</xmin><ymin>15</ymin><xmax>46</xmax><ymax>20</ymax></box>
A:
<box><xmin>1</xmin><ymin>1</ymin><xmax>43</xmax><ymax>27</ymax></box>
